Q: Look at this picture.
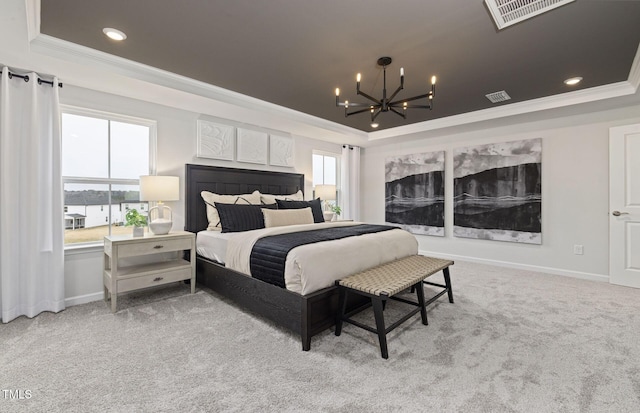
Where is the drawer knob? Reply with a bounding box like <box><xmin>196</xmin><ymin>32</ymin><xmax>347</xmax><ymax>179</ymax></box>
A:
<box><xmin>153</xmin><ymin>277</ymin><xmax>164</xmax><ymax>282</ymax></box>
<box><xmin>153</xmin><ymin>245</ymin><xmax>164</xmax><ymax>249</ymax></box>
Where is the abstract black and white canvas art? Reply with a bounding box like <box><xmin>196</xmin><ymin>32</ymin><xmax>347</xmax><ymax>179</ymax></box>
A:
<box><xmin>453</xmin><ymin>138</ymin><xmax>542</xmax><ymax>244</ymax></box>
<box><xmin>385</xmin><ymin>151</ymin><xmax>445</xmax><ymax>236</ymax></box>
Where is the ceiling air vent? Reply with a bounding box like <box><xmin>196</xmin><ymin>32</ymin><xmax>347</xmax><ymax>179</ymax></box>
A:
<box><xmin>485</xmin><ymin>0</ymin><xmax>575</xmax><ymax>30</ymax></box>
<box><xmin>486</xmin><ymin>90</ymin><xmax>511</xmax><ymax>103</ymax></box>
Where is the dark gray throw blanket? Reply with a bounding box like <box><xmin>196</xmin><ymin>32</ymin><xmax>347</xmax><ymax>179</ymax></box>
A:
<box><xmin>250</xmin><ymin>224</ymin><xmax>397</xmax><ymax>288</ymax></box>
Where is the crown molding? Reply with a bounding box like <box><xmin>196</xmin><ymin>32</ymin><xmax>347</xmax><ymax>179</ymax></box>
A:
<box><xmin>30</xmin><ymin>34</ymin><xmax>367</xmax><ymax>141</ymax></box>
<box><xmin>28</xmin><ymin>25</ymin><xmax>639</xmax><ymax>145</ymax></box>
<box><xmin>628</xmin><ymin>43</ymin><xmax>640</xmax><ymax>90</ymax></box>
<box><xmin>25</xmin><ymin>0</ymin><xmax>39</xmax><ymax>41</ymax></box>
<box><xmin>368</xmin><ymin>80</ymin><xmax>638</xmax><ymax>141</ymax></box>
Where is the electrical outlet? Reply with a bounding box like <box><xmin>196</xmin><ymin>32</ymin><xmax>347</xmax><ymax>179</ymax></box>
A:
<box><xmin>573</xmin><ymin>245</ymin><xmax>584</xmax><ymax>255</ymax></box>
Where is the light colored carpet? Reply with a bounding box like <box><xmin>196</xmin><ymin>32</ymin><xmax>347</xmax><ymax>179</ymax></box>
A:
<box><xmin>2</xmin><ymin>261</ymin><xmax>640</xmax><ymax>412</ymax></box>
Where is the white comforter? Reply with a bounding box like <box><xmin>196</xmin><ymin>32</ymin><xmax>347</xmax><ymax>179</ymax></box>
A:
<box><xmin>225</xmin><ymin>221</ymin><xmax>418</xmax><ymax>295</ymax></box>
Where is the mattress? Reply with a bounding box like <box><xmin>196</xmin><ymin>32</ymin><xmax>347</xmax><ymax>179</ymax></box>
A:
<box><xmin>196</xmin><ymin>230</ymin><xmax>233</xmax><ymax>264</ymax></box>
<box><xmin>224</xmin><ymin>221</ymin><xmax>418</xmax><ymax>295</ymax></box>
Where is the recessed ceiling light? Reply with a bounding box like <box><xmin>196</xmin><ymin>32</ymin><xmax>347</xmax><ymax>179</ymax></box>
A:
<box><xmin>564</xmin><ymin>77</ymin><xmax>583</xmax><ymax>86</ymax></box>
<box><xmin>103</xmin><ymin>28</ymin><xmax>127</xmax><ymax>41</ymax></box>
<box><xmin>370</xmin><ymin>122</ymin><xmax>379</xmax><ymax>128</ymax></box>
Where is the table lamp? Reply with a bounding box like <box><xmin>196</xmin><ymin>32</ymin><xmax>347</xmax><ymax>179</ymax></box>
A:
<box><xmin>315</xmin><ymin>184</ymin><xmax>336</xmax><ymax>221</ymax></box>
<box><xmin>139</xmin><ymin>175</ymin><xmax>180</xmax><ymax>235</ymax></box>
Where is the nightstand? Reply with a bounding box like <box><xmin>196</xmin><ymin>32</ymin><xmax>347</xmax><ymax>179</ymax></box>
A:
<box><xmin>103</xmin><ymin>231</ymin><xmax>196</xmax><ymax>312</ymax></box>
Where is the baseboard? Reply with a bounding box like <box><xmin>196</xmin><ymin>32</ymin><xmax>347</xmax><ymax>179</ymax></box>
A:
<box><xmin>418</xmin><ymin>250</ymin><xmax>610</xmax><ymax>283</ymax></box>
<box><xmin>65</xmin><ymin>292</ymin><xmax>103</xmax><ymax>307</ymax></box>
<box><xmin>65</xmin><ymin>254</ymin><xmax>608</xmax><ymax>307</ymax></box>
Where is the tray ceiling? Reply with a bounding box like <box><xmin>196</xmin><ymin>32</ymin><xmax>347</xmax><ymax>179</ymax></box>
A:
<box><xmin>40</xmin><ymin>0</ymin><xmax>640</xmax><ymax>132</ymax></box>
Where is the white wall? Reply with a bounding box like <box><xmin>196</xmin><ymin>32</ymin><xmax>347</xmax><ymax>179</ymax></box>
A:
<box><xmin>61</xmin><ymin>85</ymin><xmax>342</xmax><ymax>306</ymax></box>
<box><xmin>361</xmin><ymin>105</ymin><xmax>640</xmax><ymax>281</ymax></box>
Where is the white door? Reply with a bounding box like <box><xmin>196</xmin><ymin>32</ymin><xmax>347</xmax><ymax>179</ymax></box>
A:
<box><xmin>610</xmin><ymin>124</ymin><xmax>640</xmax><ymax>288</ymax></box>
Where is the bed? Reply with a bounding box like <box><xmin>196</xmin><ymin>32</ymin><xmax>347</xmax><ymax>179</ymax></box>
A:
<box><xmin>184</xmin><ymin>164</ymin><xmax>416</xmax><ymax>350</ymax></box>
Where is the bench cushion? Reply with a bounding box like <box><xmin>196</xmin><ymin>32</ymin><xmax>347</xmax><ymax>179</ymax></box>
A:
<box><xmin>338</xmin><ymin>255</ymin><xmax>453</xmax><ymax>297</ymax></box>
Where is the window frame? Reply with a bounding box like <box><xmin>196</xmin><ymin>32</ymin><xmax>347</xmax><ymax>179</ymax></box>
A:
<box><xmin>62</xmin><ymin>105</ymin><xmax>157</xmax><ymax>249</ymax></box>
<box><xmin>312</xmin><ymin>150</ymin><xmax>341</xmax><ymax>204</ymax></box>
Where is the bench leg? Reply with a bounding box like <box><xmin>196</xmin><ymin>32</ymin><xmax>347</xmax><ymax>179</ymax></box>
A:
<box><xmin>443</xmin><ymin>267</ymin><xmax>454</xmax><ymax>303</ymax></box>
<box><xmin>414</xmin><ymin>282</ymin><xmax>428</xmax><ymax>326</ymax></box>
<box><xmin>372</xmin><ymin>297</ymin><xmax>388</xmax><ymax>359</ymax></box>
<box><xmin>335</xmin><ymin>287</ymin><xmax>347</xmax><ymax>336</ymax></box>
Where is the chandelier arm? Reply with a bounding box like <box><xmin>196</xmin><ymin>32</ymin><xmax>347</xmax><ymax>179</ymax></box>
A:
<box><xmin>356</xmin><ymin>89</ymin><xmax>381</xmax><ymax>105</ymax></box>
<box><xmin>337</xmin><ymin>101</ymin><xmax>375</xmax><ymax>108</ymax></box>
<box><xmin>389</xmin><ymin>107</ymin><xmax>407</xmax><ymax>119</ymax></box>
<box><xmin>371</xmin><ymin>107</ymin><xmax>383</xmax><ymax>122</ymax></box>
<box><xmin>386</xmin><ymin>84</ymin><xmax>404</xmax><ymax>104</ymax></box>
<box><xmin>346</xmin><ymin>107</ymin><xmax>377</xmax><ymax>117</ymax></box>
<box><xmin>401</xmin><ymin>104</ymin><xmax>433</xmax><ymax>109</ymax></box>
<box><xmin>389</xmin><ymin>92</ymin><xmax>432</xmax><ymax>106</ymax></box>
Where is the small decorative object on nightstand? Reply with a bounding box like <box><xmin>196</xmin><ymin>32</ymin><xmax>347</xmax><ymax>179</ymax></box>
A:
<box><xmin>103</xmin><ymin>231</ymin><xmax>196</xmax><ymax>312</ymax></box>
<box><xmin>139</xmin><ymin>175</ymin><xmax>179</xmax><ymax>235</ymax></box>
<box><xmin>125</xmin><ymin>208</ymin><xmax>147</xmax><ymax>237</ymax></box>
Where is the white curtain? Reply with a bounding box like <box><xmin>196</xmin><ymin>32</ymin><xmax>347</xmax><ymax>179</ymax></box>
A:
<box><xmin>340</xmin><ymin>145</ymin><xmax>361</xmax><ymax>221</ymax></box>
<box><xmin>0</xmin><ymin>68</ymin><xmax>64</xmax><ymax>323</ymax></box>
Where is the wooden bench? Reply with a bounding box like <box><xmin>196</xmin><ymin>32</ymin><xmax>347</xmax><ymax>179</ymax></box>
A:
<box><xmin>335</xmin><ymin>255</ymin><xmax>454</xmax><ymax>359</ymax></box>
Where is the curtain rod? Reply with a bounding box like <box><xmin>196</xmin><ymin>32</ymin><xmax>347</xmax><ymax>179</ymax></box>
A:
<box><xmin>1</xmin><ymin>69</ymin><xmax>63</xmax><ymax>88</ymax></box>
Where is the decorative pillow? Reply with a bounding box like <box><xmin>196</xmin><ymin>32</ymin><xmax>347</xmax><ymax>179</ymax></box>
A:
<box><xmin>214</xmin><ymin>203</ymin><xmax>278</xmax><ymax>233</ymax></box>
<box><xmin>201</xmin><ymin>190</ymin><xmax>261</xmax><ymax>231</ymax></box>
<box><xmin>262</xmin><ymin>207</ymin><xmax>314</xmax><ymax>228</ymax></box>
<box><xmin>259</xmin><ymin>190</ymin><xmax>304</xmax><ymax>205</ymax></box>
<box><xmin>276</xmin><ymin>198</ymin><xmax>325</xmax><ymax>223</ymax></box>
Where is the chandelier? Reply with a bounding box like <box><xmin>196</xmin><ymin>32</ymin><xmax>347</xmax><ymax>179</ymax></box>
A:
<box><xmin>335</xmin><ymin>57</ymin><xmax>436</xmax><ymax>128</ymax></box>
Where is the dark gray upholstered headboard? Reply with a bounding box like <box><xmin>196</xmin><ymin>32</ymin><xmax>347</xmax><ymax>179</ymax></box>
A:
<box><xmin>184</xmin><ymin>164</ymin><xmax>305</xmax><ymax>233</ymax></box>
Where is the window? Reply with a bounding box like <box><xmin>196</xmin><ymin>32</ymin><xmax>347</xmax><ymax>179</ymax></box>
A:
<box><xmin>62</xmin><ymin>107</ymin><xmax>156</xmax><ymax>245</ymax></box>
<box><xmin>313</xmin><ymin>153</ymin><xmax>338</xmax><ymax>186</ymax></box>
<box><xmin>312</xmin><ymin>152</ymin><xmax>339</xmax><ymax>205</ymax></box>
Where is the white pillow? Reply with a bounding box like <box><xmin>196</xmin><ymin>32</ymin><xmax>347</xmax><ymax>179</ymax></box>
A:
<box><xmin>259</xmin><ymin>190</ymin><xmax>303</xmax><ymax>205</ymax></box>
<box><xmin>263</xmin><ymin>207</ymin><xmax>314</xmax><ymax>228</ymax></box>
<box><xmin>201</xmin><ymin>190</ymin><xmax>261</xmax><ymax>231</ymax></box>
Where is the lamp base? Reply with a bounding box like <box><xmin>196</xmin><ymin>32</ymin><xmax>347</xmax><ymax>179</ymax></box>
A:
<box><xmin>147</xmin><ymin>205</ymin><xmax>173</xmax><ymax>235</ymax></box>
<box><xmin>149</xmin><ymin>218</ymin><xmax>172</xmax><ymax>235</ymax></box>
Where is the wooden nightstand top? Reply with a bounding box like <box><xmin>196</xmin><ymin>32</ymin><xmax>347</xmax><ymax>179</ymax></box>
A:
<box><xmin>104</xmin><ymin>231</ymin><xmax>194</xmax><ymax>244</ymax></box>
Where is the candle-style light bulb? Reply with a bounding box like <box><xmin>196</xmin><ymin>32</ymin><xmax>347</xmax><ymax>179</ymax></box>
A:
<box><xmin>431</xmin><ymin>76</ymin><xmax>437</xmax><ymax>85</ymax></box>
<box><xmin>357</xmin><ymin>73</ymin><xmax>361</xmax><ymax>83</ymax></box>
<box><xmin>335</xmin><ymin>88</ymin><xmax>340</xmax><ymax>96</ymax></box>
<box><xmin>400</xmin><ymin>68</ymin><xmax>404</xmax><ymax>77</ymax></box>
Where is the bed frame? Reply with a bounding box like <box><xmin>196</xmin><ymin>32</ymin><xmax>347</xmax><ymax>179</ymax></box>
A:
<box><xmin>184</xmin><ymin>164</ymin><xmax>359</xmax><ymax>350</ymax></box>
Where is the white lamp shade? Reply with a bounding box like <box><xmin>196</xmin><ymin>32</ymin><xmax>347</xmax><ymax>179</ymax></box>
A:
<box><xmin>139</xmin><ymin>176</ymin><xmax>180</xmax><ymax>202</ymax></box>
<box><xmin>315</xmin><ymin>184</ymin><xmax>336</xmax><ymax>201</ymax></box>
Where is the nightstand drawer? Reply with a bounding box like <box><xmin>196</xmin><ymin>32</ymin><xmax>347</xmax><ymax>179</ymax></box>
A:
<box><xmin>117</xmin><ymin>267</ymin><xmax>191</xmax><ymax>293</ymax></box>
<box><xmin>118</xmin><ymin>237</ymin><xmax>192</xmax><ymax>258</ymax></box>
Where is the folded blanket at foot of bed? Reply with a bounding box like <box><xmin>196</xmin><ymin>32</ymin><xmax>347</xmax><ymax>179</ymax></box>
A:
<box><xmin>250</xmin><ymin>224</ymin><xmax>397</xmax><ymax>288</ymax></box>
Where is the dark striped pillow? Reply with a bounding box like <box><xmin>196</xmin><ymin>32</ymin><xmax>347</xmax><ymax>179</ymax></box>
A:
<box><xmin>275</xmin><ymin>198</ymin><xmax>325</xmax><ymax>223</ymax></box>
<box><xmin>214</xmin><ymin>203</ymin><xmax>278</xmax><ymax>233</ymax></box>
